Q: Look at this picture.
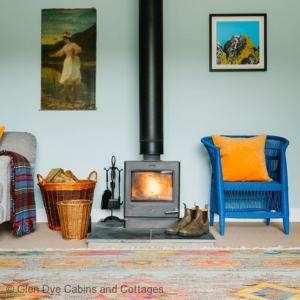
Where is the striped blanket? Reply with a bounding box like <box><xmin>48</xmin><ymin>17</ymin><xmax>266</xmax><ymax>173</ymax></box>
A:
<box><xmin>0</xmin><ymin>151</ymin><xmax>36</xmax><ymax>236</ymax></box>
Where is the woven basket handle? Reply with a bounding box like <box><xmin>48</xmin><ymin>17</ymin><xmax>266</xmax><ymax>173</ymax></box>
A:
<box><xmin>37</xmin><ymin>174</ymin><xmax>45</xmax><ymax>184</ymax></box>
<box><xmin>88</xmin><ymin>171</ymin><xmax>98</xmax><ymax>182</ymax></box>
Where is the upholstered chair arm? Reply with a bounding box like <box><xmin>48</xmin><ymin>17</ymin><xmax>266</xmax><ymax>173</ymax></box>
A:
<box><xmin>0</xmin><ymin>156</ymin><xmax>11</xmax><ymax>223</ymax></box>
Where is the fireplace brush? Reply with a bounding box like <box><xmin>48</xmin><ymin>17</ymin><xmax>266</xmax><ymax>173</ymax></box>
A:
<box><xmin>100</xmin><ymin>169</ymin><xmax>112</xmax><ymax>209</ymax></box>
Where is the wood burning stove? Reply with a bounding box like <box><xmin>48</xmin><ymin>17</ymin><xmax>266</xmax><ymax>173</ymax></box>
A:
<box><xmin>124</xmin><ymin>161</ymin><xmax>180</xmax><ymax>228</ymax></box>
<box><xmin>124</xmin><ymin>0</ymin><xmax>180</xmax><ymax>229</ymax></box>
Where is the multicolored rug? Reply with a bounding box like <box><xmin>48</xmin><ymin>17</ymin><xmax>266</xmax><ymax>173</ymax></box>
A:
<box><xmin>0</xmin><ymin>248</ymin><xmax>300</xmax><ymax>299</ymax></box>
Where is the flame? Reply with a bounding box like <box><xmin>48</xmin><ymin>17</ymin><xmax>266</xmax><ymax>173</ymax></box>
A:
<box><xmin>131</xmin><ymin>172</ymin><xmax>173</xmax><ymax>201</ymax></box>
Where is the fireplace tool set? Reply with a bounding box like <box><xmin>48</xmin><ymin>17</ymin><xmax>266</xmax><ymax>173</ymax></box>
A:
<box><xmin>101</xmin><ymin>156</ymin><xmax>123</xmax><ymax>223</ymax></box>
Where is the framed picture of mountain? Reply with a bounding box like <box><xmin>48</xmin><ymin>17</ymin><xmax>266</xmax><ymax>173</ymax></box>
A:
<box><xmin>209</xmin><ymin>14</ymin><xmax>267</xmax><ymax>71</ymax></box>
<box><xmin>41</xmin><ymin>8</ymin><xmax>97</xmax><ymax>110</ymax></box>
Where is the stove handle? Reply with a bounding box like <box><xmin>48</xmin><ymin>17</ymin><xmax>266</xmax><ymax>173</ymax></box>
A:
<box><xmin>164</xmin><ymin>209</ymin><xmax>179</xmax><ymax>215</ymax></box>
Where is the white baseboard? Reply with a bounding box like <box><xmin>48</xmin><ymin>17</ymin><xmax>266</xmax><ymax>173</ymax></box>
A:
<box><xmin>291</xmin><ymin>208</ymin><xmax>300</xmax><ymax>222</ymax></box>
<box><xmin>36</xmin><ymin>208</ymin><xmax>124</xmax><ymax>223</ymax></box>
<box><xmin>36</xmin><ymin>208</ymin><xmax>48</xmax><ymax>223</ymax></box>
<box><xmin>210</xmin><ymin>208</ymin><xmax>300</xmax><ymax>222</ymax></box>
<box><xmin>36</xmin><ymin>208</ymin><xmax>300</xmax><ymax>223</ymax></box>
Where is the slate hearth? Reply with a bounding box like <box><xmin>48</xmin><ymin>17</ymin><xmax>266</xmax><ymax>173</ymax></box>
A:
<box><xmin>87</xmin><ymin>220</ymin><xmax>215</xmax><ymax>243</ymax></box>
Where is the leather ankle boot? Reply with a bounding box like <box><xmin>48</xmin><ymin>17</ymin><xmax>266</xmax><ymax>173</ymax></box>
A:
<box><xmin>178</xmin><ymin>208</ymin><xmax>209</xmax><ymax>237</ymax></box>
<box><xmin>165</xmin><ymin>204</ymin><xmax>197</xmax><ymax>235</ymax></box>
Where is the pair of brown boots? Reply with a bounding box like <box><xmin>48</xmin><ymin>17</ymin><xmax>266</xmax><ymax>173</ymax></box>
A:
<box><xmin>165</xmin><ymin>204</ymin><xmax>209</xmax><ymax>237</ymax></box>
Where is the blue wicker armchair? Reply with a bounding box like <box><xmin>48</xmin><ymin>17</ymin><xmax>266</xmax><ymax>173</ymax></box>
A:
<box><xmin>201</xmin><ymin>135</ymin><xmax>289</xmax><ymax>236</ymax></box>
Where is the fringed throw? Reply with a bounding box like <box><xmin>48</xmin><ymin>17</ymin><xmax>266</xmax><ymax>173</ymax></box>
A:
<box><xmin>0</xmin><ymin>151</ymin><xmax>36</xmax><ymax>236</ymax></box>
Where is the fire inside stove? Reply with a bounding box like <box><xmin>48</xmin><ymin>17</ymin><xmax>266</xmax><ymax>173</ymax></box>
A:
<box><xmin>131</xmin><ymin>171</ymin><xmax>173</xmax><ymax>201</ymax></box>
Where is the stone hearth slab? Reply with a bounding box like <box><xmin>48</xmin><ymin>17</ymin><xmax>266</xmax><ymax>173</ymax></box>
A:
<box><xmin>87</xmin><ymin>220</ymin><xmax>215</xmax><ymax>245</ymax></box>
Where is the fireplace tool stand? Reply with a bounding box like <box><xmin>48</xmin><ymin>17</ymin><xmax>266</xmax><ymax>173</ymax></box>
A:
<box><xmin>101</xmin><ymin>156</ymin><xmax>124</xmax><ymax>223</ymax></box>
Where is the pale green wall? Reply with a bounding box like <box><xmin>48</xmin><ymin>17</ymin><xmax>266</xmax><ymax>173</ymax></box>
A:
<box><xmin>0</xmin><ymin>0</ymin><xmax>299</xmax><ymax>221</ymax></box>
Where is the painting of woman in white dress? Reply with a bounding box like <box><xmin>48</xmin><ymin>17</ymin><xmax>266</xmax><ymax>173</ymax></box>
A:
<box><xmin>41</xmin><ymin>9</ymin><xmax>96</xmax><ymax>110</ymax></box>
<box><xmin>50</xmin><ymin>32</ymin><xmax>82</xmax><ymax>102</ymax></box>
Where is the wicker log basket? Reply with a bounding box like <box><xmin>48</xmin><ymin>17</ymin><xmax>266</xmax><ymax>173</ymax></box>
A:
<box><xmin>57</xmin><ymin>200</ymin><xmax>92</xmax><ymax>240</ymax></box>
<box><xmin>37</xmin><ymin>171</ymin><xmax>97</xmax><ymax>231</ymax></box>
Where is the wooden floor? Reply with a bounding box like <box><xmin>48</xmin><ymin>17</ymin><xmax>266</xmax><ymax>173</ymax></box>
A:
<box><xmin>211</xmin><ymin>222</ymin><xmax>300</xmax><ymax>248</ymax></box>
<box><xmin>0</xmin><ymin>222</ymin><xmax>299</xmax><ymax>249</ymax></box>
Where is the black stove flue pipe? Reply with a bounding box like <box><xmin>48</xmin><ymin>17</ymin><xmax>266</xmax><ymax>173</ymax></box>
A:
<box><xmin>139</xmin><ymin>0</ymin><xmax>163</xmax><ymax>161</ymax></box>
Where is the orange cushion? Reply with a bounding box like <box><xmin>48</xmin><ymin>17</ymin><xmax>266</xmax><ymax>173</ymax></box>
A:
<box><xmin>212</xmin><ymin>134</ymin><xmax>272</xmax><ymax>182</ymax></box>
<box><xmin>0</xmin><ymin>126</ymin><xmax>5</xmax><ymax>140</ymax></box>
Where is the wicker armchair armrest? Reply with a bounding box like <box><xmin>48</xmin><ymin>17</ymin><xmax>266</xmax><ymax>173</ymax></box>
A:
<box><xmin>279</xmin><ymin>138</ymin><xmax>289</xmax><ymax>185</ymax></box>
<box><xmin>201</xmin><ymin>137</ymin><xmax>224</xmax><ymax>184</ymax></box>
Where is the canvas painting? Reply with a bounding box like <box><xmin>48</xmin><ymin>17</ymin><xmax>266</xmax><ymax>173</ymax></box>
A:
<box><xmin>41</xmin><ymin>8</ymin><xmax>97</xmax><ymax>110</ymax></box>
<box><xmin>210</xmin><ymin>14</ymin><xmax>267</xmax><ymax>71</ymax></box>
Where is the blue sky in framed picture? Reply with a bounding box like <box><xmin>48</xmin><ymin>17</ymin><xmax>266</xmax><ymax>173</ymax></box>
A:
<box><xmin>217</xmin><ymin>21</ymin><xmax>260</xmax><ymax>48</ymax></box>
